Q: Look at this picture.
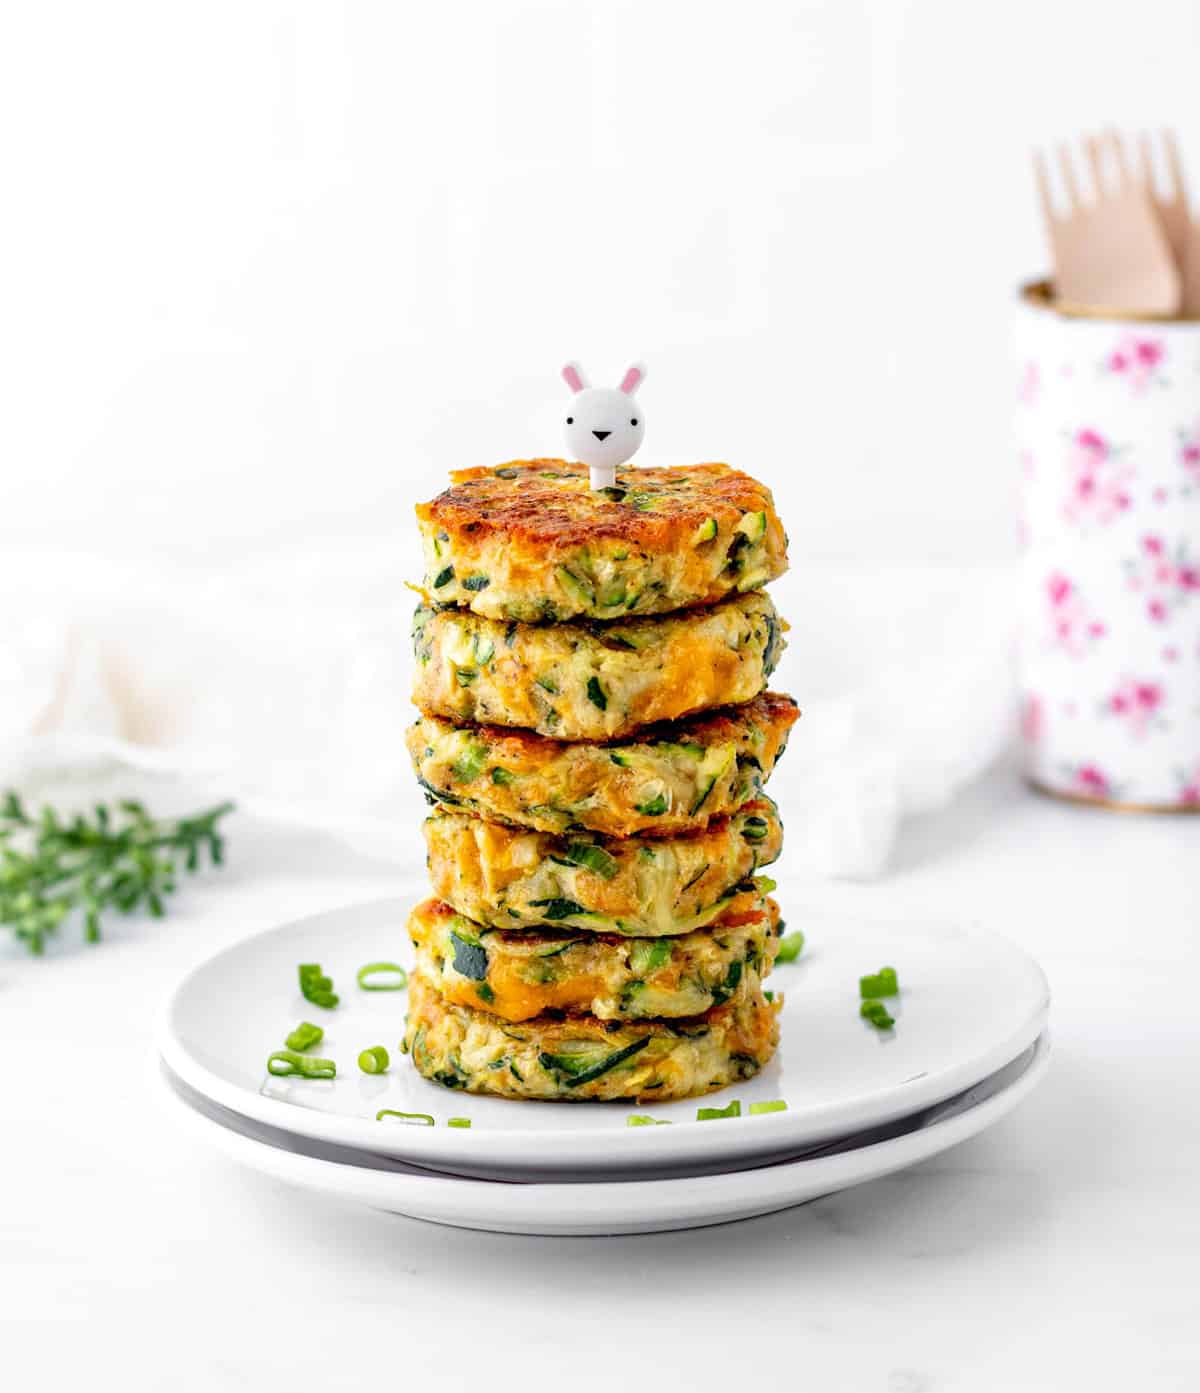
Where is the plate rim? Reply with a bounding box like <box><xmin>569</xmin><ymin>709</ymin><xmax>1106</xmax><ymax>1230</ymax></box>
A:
<box><xmin>158</xmin><ymin>1034</ymin><xmax>1052</xmax><ymax>1235</ymax></box>
<box><xmin>156</xmin><ymin>894</ymin><xmax>1051</xmax><ymax>1176</ymax></box>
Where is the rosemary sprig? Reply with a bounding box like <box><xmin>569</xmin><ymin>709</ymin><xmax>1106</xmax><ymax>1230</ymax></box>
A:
<box><xmin>0</xmin><ymin>792</ymin><xmax>234</xmax><ymax>954</ymax></box>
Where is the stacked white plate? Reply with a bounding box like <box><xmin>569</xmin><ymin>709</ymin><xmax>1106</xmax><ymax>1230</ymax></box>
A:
<box><xmin>157</xmin><ymin>895</ymin><xmax>1050</xmax><ymax>1235</ymax></box>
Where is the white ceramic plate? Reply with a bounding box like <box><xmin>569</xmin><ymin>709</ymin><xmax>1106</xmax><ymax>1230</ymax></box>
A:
<box><xmin>158</xmin><ymin>895</ymin><xmax>1050</xmax><ymax>1179</ymax></box>
<box><xmin>160</xmin><ymin>1035</ymin><xmax>1050</xmax><ymax>1235</ymax></box>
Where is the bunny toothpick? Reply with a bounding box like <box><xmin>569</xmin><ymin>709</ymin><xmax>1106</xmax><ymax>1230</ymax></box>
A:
<box><xmin>561</xmin><ymin>362</ymin><xmax>647</xmax><ymax>489</ymax></box>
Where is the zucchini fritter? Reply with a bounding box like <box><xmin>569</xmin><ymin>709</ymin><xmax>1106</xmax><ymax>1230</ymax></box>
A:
<box><xmin>403</xmin><ymin>969</ymin><xmax>781</xmax><ymax>1101</ymax></box>
<box><xmin>408</xmin><ymin>894</ymin><xmax>782</xmax><ymax>1023</ymax></box>
<box><xmin>423</xmin><ymin>795</ymin><xmax>782</xmax><ymax>936</ymax></box>
<box><xmin>411</xmin><ymin>590</ymin><xmax>784</xmax><ymax>740</ymax></box>
<box><xmin>416</xmin><ymin>460</ymin><xmax>788</xmax><ymax>623</ymax></box>
<box><xmin>406</xmin><ymin>692</ymin><xmax>798</xmax><ymax>837</ymax></box>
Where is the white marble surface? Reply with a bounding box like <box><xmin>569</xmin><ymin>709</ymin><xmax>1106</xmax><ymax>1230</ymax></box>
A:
<box><xmin>4</xmin><ymin>763</ymin><xmax>1199</xmax><ymax>1392</ymax></box>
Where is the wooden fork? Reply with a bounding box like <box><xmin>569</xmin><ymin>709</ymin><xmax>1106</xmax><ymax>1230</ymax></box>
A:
<box><xmin>1033</xmin><ymin>132</ymin><xmax>1180</xmax><ymax>315</ymax></box>
<box><xmin>1136</xmin><ymin>128</ymin><xmax>1200</xmax><ymax>317</ymax></box>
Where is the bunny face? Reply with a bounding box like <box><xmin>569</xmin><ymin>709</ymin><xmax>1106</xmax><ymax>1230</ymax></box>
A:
<box><xmin>562</xmin><ymin>362</ymin><xmax>646</xmax><ymax>476</ymax></box>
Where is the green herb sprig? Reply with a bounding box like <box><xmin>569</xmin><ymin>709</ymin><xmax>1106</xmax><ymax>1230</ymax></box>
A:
<box><xmin>0</xmin><ymin>792</ymin><xmax>233</xmax><ymax>954</ymax></box>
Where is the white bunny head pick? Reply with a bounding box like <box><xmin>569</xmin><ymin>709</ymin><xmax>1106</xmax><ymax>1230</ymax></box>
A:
<box><xmin>561</xmin><ymin>361</ymin><xmax>647</xmax><ymax>489</ymax></box>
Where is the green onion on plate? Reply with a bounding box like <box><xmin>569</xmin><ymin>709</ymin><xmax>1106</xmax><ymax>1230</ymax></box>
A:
<box><xmin>267</xmin><ymin>1049</ymin><xmax>336</xmax><ymax>1079</ymax></box>
<box><xmin>357</xmin><ymin>1046</ymin><xmax>390</xmax><ymax>1074</ymax></box>
<box><xmin>284</xmin><ymin>1021</ymin><xmax>324</xmax><ymax>1052</ymax></box>
<box><xmin>697</xmin><ymin>1100</ymin><xmax>741</xmax><ymax>1121</ymax></box>
<box><xmin>356</xmin><ymin>961</ymin><xmax>409</xmax><ymax>992</ymax></box>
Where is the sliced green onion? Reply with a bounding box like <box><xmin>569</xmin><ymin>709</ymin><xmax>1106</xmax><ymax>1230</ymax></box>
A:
<box><xmin>692</xmin><ymin>517</ymin><xmax>717</xmax><ymax>544</ymax></box>
<box><xmin>635</xmin><ymin>793</ymin><xmax>668</xmax><ymax>816</ymax></box>
<box><xmin>376</xmin><ymin>1109</ymin><xmax>434</xmax><ymax>1125</ymax></box>
<box><xmin>697</xmin><ymin>1100</ymin><xmax>741</xmax><ymax>1121</ymax></box>
<box><xmin>561</xmin><ymin>842</ymin><xmax>619</xmax><ymax>880</ymax></box>
<box><xmin>586</xmin><ymin>676</ymin><xmax>607</xmax><ymax>710</ymax></box>
<box><xmin>763</xmin><ymin>989</ymin><xmax>775</xmax><ymax>1002</ymax></box>
<box><xmin>629</xmin><ymin>938</ymin><xmax>671</xmax><ymax>976</ymax></box>
<box><xmin>451</xmin><ymin>741</ymin><xmax>487</xmax><ymax>782</ymax></box>
<box><xmin>357</xmin><ymin>1045</ymin><xmax>390</xmax><ymax>1074</ymax></box>
<box><xmin>447</xmin><ymin>1117</ymin><xmax>472</xmax><ymax>1128</ymax></box>
<box><xmin>859</xmin><ymin>966</ymin><xmax>899</xmax><ymax>999</ymax></box>
<box><xmin>860</xmin><ymin>1000</ymin><xmax>895</xmax><ymax>1030</ymax></box>
<box><xmin>285</xmin><ymin>1021</ymin><xmax>324</xmax><ymax>1052</ymax></box>
<box><xmin>298</xmin><ymin>962</ymin><xmax>338</xmax><ymax>1009</ymax></box>
<box><xmin>627</xmin><ymin>1114</ymin><xmax>671</xmax><ymax>1127</ymax></box>
<box><xmin>356</xmin><ymin>961</ymin><xmax>408</xmax><ymax>992</ymax></box>
<box><xmin>748</xmin><ymin>1099</ymin><xmax>788</xmax><ymax>1116</ymax></box>
<box><xmin>267</xmin><ymin>1049</ymin><xmax>336</xmax><ymax>1079</ymax></box>
<box><xmin>491</xmin><ymin>766</ymin><xmax>514</xmax><ymax>785</ymax></box>
<box><xmin>432</xmin><ymin>565</ymin><xmax>454</xmax><ymax>588</ymax></box>
<box><xmin>776</xmin><ymin>930</ymin><xmax>805</xmax><ymax>964</ymax></box>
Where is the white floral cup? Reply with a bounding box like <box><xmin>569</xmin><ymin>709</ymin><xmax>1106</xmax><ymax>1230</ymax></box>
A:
<box><xmin>1016</xmin><ymin>281</ymin><xmax>1200</xmax><ymax>810</ymax></box>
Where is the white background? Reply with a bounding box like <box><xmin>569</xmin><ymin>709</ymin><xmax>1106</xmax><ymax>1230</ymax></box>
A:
<box><xmin>5</xmin><ymin>8</ymin><xmax>1200</xmax><ymax>1390</ymax></box>
<box><xmin>5</xmin><ymin>0</ymin><xmax>1200</xmax><ymax>567</ymax></box>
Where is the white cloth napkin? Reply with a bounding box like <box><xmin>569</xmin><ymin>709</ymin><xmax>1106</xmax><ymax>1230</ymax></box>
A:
<box><xmin>0</xmin><ymin>545</ymin><xmax>1016</xmax><ymax>879</ymax></box>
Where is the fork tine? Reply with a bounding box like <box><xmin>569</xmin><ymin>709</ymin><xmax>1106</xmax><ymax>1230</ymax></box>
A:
<box><xmin>1107</xmin><ymin>128</ymin><xmax>1135</xmax><ymax>187</ymax></box>
<box><xmin>1136</xmin><ymin>131</ymin><xmax>1158</xmax><ymax>192</ymax></box>
<box><xmin>1033</xmin><ymin>148</ymin><xmax>1059</xmax><ymax>225</ymax></box>
<box><xmin>1162</xmin><ymin>128</ymin><xmax>1188</xmax><ymax>209</ymax></box>
<box><xmin>1083</xmin><ymin>133</ymin><xmax>1108</xmax><ymax>199</ymax></box>
<box><xmin>1056</xmin><ymin>142</ymin><xmax>1082</xmax><ymax>209</ymax></box>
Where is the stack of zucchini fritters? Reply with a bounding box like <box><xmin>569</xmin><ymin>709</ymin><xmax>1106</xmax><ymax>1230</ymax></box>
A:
<box><xmin>402</xmin><ymin>460</ymin><xmax>797</xmax><ymax>1103</ymax></box>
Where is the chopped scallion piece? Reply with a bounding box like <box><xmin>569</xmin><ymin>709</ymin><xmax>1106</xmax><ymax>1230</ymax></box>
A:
<box><xmin>562</xmin><ymin>842</ymin><xmax>619</xmax><ymax>880</ymax></box>
<box><xmin>627</xmin><ymin>1115</ymin><xmax>671</xmax><ymax>1126</ymax></box>
<box><xmin>859</xmin><ymin>966</ymin><xmax>899</xmax><ymax>999</ymax></box>
<box><xmin>357</xmin><ymin>1045</ymin><xmax>390</xmax><ymax>1074</ymax></box>
<box><xmin>267</xmin><ymin>1049</ymin><xmax>336</xmax><ymax>1079</ymax></box>
<box><xmin>356</xmin><ymin>961</ymin><xmax>408</xmax><ymax>992</ymax></box>
<box><xmin>775</xmin><ymin>930</ymin><xmax>805</xmax><ymax>964</ymax></box>
<box><xmin>298</xmin><ymin>963</ymin><xmax>339</xmax><ymax>1009</ymax></box>
<box><xmin>635</xmin><ymin>793</ymin><xmax>668</xmax><ymax>816</ymax></box>
<box><xmin>586</xmin><ymin>676</ymin><xmax>607</xmax><ymax>710</ymax></box>
<box><xmin>447</xmin><ymin>1117</ymin><xmax>472</xmax><ymax>1128</ymax></box>
<box><xmin>285</xmin><ymin>1021</ymin><xmax>324</xmax><ymax>1052</ymax></box>
<box><xmin>860</xmin><ymin>1000</ymin><xmax>895</xmax><ymax>1030</ymax></box>
<box><xmin>748</xmin><ymin>1099</ymin><xmax>788</xmax><ymax>1116</ymax></box>
<box><xmin>376</xmin><ymin>1109</ymin><xmax>434</xmax><ymax>1126</ymax></box>
<box><xmin>697</xmin><ymin>1100</ymin><xmax>741</xmax><ymax>1121</ymax></box>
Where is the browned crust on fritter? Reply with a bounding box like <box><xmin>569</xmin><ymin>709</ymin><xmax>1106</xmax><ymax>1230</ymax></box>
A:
<box><xmin>459</xmin><ymin>691</ymin><xmax>800</xmax><ymax>757</ymax></box>
<box><xmin>416</xmin><ymin>460</ymin><xmax>779</xmax><ymax>550</ymax></box>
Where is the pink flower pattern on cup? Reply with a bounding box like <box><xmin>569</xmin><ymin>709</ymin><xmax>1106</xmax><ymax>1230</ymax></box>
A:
<box><xmin>1062</xmin><ymin>428</ymin><xmax>1133</xmax><ymax>527</ymax></box>
<box><xmin>1104</xmin><ymin>677</ymin><xmax>1167</xmax><ymax>737</ymax></box>
<box><xmin>1123</xmin><ymin>534</ymin><xmax>1200</xmax><ymax>623</ymax></box>
<box><xmin>1103</xmin><ymin>335</ymin><xmax>1167</xmax><ymax>393</ymax></box>
<box><xmin>1020</xmin><ymin>693</ymin><xmax>1043</xmax><ymax>746</ymax></box>
<box><xmin>1179</xmin><ymin>423</ymin><xmax>1200</xmax><ymax>485</ymax></box>
<box><xmin>1045</xmin><ymin>571</ymin><xmax>1107</xmax><ymax>656</ymax></box>
<box><xmin>1065</xmin><ymin>763</ymin><xmax>1115</xmax><ymax>799</ymax></box>
<box><xmin>1018</xmin><ymin>360</ymin><xmax>1040</xmax><ymax>407</ymax></box>
<box><xmin>1017</xmin><ymin>298</ymin><xmax>1200</xmax><ymax>809</ymax></box>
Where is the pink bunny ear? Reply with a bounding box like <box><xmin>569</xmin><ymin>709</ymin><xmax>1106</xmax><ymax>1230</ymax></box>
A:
<box><xmin>561</xmin><ymin>361</ymin><xmax>588</xmax><ymax>394</ymax></box>
<box><xmin>619</xmin><ymin>363</ymin><xmax>646</xmax><ymax>395</ymax></box>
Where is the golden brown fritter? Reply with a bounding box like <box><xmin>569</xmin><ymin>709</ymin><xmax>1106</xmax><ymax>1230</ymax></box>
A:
<box><xmin>403</xmin><ymin>968</ymin><xmax>781</xmax><ymax>1101</ymax></box>
<box><xmin>406</xmin><ymin>692</ymin><xmax>798</xmax><ymax>837</ymax></box>
<box><xmin>408</xmin><ymin>894</ymin><xmax>782</xmax><ymax>1023</ymax></box>
<box><xmin>422</xmin><ymin>795</ymin><xmax>782</xmax><ymax>936</ymax></box>
<box><xmin>411</xmin><ymin>591</ymin><xmax>785</xmax><ymax>741</ymax></box>
<box><xmin>415</xmin><ymin>460</ymin><xmax>788</xmax><ymax>622</ymax></box>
